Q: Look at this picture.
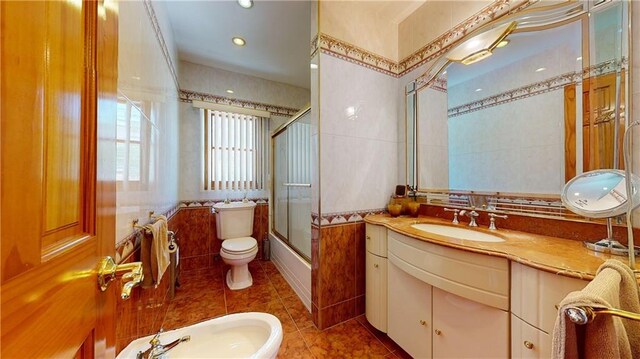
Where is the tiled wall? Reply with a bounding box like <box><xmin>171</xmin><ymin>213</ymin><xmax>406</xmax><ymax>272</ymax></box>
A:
<box><xmin>116</xmin><ymin>0</ymin><xmax>180</xmax><ymax>244</ymax></box>
<box><xmin>115</xmin><ymin>202</ymin><xmax>268</xmax><ymax>353</ymax></box>
<box><xmin>311</xmin><ymin>223</ymin><xmax>366</xmax><ymax>329</ymax></box>
<box><xmin>115</xmin><ymin>213</ymin><xmax>179</xmax><ymax>353</ymax></box>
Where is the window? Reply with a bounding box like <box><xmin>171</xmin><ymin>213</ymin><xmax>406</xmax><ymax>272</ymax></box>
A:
<box><xmin>204</xmin><ymin>110</ymin><xmax>268</xmax><ymax>191</ymax></box>
<box><xmin>116</xmin><ymin>97</ymin><xmax>155</xmax><ymax>190</ymax></box>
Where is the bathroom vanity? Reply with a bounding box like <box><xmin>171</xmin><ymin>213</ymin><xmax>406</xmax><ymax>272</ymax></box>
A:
<box><xmin>364</xmin><ymin>216</ymin><xmax>602</xmax><ymax>358</ymax></box>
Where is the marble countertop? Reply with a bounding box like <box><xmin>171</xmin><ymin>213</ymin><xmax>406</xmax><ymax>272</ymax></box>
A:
<box><xmin>365</xmin><ymin>214</ymin><xmax>638</xmax><ymax>281</ymax></box>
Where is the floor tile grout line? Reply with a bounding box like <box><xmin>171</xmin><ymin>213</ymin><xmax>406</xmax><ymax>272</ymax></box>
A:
<box><xmin>355</xmin><ymin>317</ymin><xmax>394</xmax><ymax>356</ymax></box>
<box><xmin>263</xmin><ymin>260</ymin><xmax>318</xmax><ymax>358</ymax></box>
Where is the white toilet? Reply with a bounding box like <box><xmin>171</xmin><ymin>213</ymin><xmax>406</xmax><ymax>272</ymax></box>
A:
<box><xmin>213</xmin><ymin>201</ymin><xmax>258</xmax><ymax>290</ymax></box>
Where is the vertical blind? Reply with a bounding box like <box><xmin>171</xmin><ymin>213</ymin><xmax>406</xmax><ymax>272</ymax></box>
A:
<box><xmin>204</xmin><ymin>110</ymin><xmax>268</xmax><ymax>191</ymax></box>
<box><xmin>287</xmin><ymin>121</ymin><xmax>312</xmax><ymax>185</ymax></box>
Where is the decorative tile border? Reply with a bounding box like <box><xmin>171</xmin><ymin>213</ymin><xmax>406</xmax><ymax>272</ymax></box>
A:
<box><xmin>179</xmin><ymin>89</ymin><xmax>300</xmax><ymax>117</ymax></box>
<box><xmin>448</xmin><ymin>58</ymin><xmax>627</xmax><ymax>118</ymax></box>
<box><xmin>318</xmin><ymin>34</ymin><xmax>399</xmax><ymax>77</ymax></box>
<box><xmin>142</xmin><ymin>0</ymin><xmax>180</xmax><ymax>90</ymax></box>
<box><xmin>315</xmin><ymin>0</ymin><xmax>536</xmax><ymax>78</ymax></box>
<box><xmin>312</xmin><ymin>208</ymin><xmax>387</xmax><ymax>226</ymax></box>
<box><xmin>179</xmin><ymin>198</ymin><xmax>268</xmax><ymax>208</ymax></box>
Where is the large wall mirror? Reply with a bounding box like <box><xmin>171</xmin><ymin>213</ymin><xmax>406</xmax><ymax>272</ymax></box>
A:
<box><xmin>406</xmin><ymin>0</ymin><xmax>631</xmax><ymax>216</ymax></box>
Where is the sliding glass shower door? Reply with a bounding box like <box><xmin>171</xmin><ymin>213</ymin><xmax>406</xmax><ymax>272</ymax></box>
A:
<box><xmin>273</xmin><ymin>109</ymin><xmax>311</xmax><ymax>261</ymax></box>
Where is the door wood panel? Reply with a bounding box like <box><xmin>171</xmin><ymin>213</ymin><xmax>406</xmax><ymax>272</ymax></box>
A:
<box><xmin>1</xmin><ymin>1</ymin><xmax>118</xmax><ymax>357</ymax></box>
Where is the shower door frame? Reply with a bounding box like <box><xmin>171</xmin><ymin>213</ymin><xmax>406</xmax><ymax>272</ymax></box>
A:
<box><xmin>270</xmin><ymin>106</ymin><xmax>312</xmax><ymax>263</ymax></box>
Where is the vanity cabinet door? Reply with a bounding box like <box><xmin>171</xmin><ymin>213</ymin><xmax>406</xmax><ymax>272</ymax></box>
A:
<box><xmin>365</xmin><ymin>252</ymin><xmax>388</xmax><ymax>332</ymax></box>
<box><xmin>366</xmin><ymin>223</ymin><xmax>387</xmax><ymax>257</ymax></box>
<box><xmin>432</xmin><ymin>287</ymin><xmax>509</xmax><ymax>358</ymax></box>
<box><xmin>511</xmin><ymin>314</ymin><xmax>550</xmax><ymax>358</ymax></box>
<box><xmin>388</xmin><ymin>260</ymin><xmax>432</xmax><ymax>358</ymax></box>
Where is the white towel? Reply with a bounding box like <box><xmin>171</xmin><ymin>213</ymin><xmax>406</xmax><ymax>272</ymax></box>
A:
<box><xmin>144</xmin><ymin>215</ymin><xmax>170</xmax><ymax>286</ymax></box>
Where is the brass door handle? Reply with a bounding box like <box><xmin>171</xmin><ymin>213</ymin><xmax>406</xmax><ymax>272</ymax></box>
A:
<box><xmin>98</xmin><ymin>256</ymin><xmax>144</xmax><ymax>300</ymax></box>
<box><xmin>419</xmin><ymin>320</ymin><xmax>427</xmax><ymax>326</ymax></box>
<box><xmin>374</xmin><ymin>264</ymin><xmax>379</xmax><ymax>268</ymax></box>
<box><xmin>524</xmin><ymin>341</ymin><xmax>534</xmax><ymax>349</ymax></box>
<box><xmin>434</xmin><ymin>329</ymin><xmax>442</xmax><ymax>335</ymax></box>
<box><xmin>366</xmin><ymin>236</ymin><xmax>371</xmax><ymax>240</ymax></box>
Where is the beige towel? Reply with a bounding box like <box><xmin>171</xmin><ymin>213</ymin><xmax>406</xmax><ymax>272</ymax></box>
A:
<box><xmin>552</xmin><ymin>259</ymin><xmax>640</xmax><ymax>359</ymax></box>
<box><xmin>141</xmin><ymin>215</ymin><xmax>170</xmax><ymax>287</ymax></box>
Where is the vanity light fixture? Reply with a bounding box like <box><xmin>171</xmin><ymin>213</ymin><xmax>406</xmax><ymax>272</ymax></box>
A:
<box><xmin>237</xmin><ymin>0</ymin><xmax>253</xmax><ymax>9</ymax></box>
<box><xmin>447</xmin><ymin>21</ymin><xmax>517</xmax><ymax>65</ymax></box>
<box><xmin>226</xmin><ymin>89</ymin><xmax>234</xmax><ymax>94</ymax></box>
<box><xmin>535</xmin><ymin>67</ymin><xmax>546</xmax><ymax>72</ymax></box>
<box><xmin>310</xmin><ymin>63</ymin><xmax>318</xmax><ymax>69</ymax></box>
<box><xmin>232</xmin><ymin>37</ymin><xmax>246</xmax><ymax>46</ymax></box>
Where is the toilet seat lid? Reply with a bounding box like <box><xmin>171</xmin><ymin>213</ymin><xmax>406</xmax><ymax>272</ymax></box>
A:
<box><xmin>222</xmin><ymin>237</ymin><xmax>257</xmax><ymax>252</ymax></box>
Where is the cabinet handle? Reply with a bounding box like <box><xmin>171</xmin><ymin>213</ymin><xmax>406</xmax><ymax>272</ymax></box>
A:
<box><xmin>434</xmin><ymin>329</ymin><xmax>442</xmax><ymax>336</ymax></box>
<box><xmin>419</xmin><ymin>320</ymin><xmax>427</xmax><ymax>326</ymax></box>
<box><xmin>374</xmin><ymin>264</ymin><xmax>379</xmax><ymax>268</ymax></box>
<box><xmin>524</xmin><ymin>341</ymin><xmax>534</xmax><ymax>350</ymax></box>
<box><xmin>366</xmin><ymin>236</ymin><xmax>371</xmax><ymax>240</ymax></box>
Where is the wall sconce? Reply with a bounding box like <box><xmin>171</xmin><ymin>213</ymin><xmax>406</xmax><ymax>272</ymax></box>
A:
<box><xmin>447</xmin><ymin>21</ymin><xmax>517</xmax><ymax>65</ymax></box>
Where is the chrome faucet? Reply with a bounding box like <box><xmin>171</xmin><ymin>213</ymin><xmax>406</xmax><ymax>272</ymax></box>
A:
<box><xmin>459</xmin><ymin>208</ymin><xmax>479</xmax><ymax>227</ymax></box>
<box><xmin>137</xmin><ymin>330</ymin><xmax>191</xmax><ymax>359</ymax></box>
<box><xmin>488</xmin><ymin>213</ymin><xmax>508</xmax><ymax>230</ymax></box>
<box><xmin>443</xmin><ymin>208</ymin><xmax>460</xmax><ymax>224</ymax></box>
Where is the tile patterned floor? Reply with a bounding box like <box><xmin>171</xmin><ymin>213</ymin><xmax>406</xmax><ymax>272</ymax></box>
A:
<box><xmin>160</xmin><ymin>258</ymin><xmax>411</xmax><ymax>358</ymax></box>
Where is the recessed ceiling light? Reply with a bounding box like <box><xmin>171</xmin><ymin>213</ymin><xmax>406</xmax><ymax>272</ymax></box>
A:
<box><xmin>496</xmin><ymin>39</ymin><xmax>510</xmax><ymax>48</ymax></box>
<box><xmin>310</xmin><ymin>63</ymin><xmax>318</xmax><ymax>69</ymax></box>
<box><xmin>576</xmin><ymin>56</ymin><xmax>583</xmax><ymax>61</ymax></box>
<box><xmin>475</xmin><ymin>88</ymin><xmax>482</xmax><ymax>92</ymax></box>
<box><xmin>535</xmin><ymin>67</ymin><xmax>546</xmax><ymax>72</ymax></box>
<box><xmin>237</xmin><ymin>0</ymin><xmax>253</xmax><ymax>9</ymax></box>
<box><xmin>132</xmin><ymin>76</ymin><xmax>141</xmax><ymax>80</ymax></box>
<box><xmin>232</xmin><ymin>37</ymin><xmax>246</xmax><ymax>46</ymax></box>
<box><xmin>226</xmin><ymin>89</ymin><xmax>234</xmax><ymax>94</ymax></box>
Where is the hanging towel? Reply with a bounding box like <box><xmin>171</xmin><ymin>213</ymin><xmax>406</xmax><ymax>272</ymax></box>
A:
<box><xmin>141</xmin><ymin>215</ymin><xmax>170</xmax><ymax>287</ymax></box>
<box><xmin>552</xmin><ymin>259</ymin><xmax>640</xmax><ymax>359</ymax></box>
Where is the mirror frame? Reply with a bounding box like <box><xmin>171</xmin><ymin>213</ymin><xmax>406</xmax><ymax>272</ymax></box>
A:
<box><xmin>405</xmin><ymin>0</ymin><xmax>633</xmax><ymax>220</ymax></box>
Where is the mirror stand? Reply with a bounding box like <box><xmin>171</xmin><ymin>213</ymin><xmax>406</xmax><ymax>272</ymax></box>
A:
<box><xmin>584</xmin><ymin>218</ymin><xmax>640</xmax><ymax>256</ymax></box>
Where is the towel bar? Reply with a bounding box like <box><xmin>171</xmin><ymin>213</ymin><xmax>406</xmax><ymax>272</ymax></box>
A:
<box><xmin>565</xmin><ymin>305</ymin><xmax>640</xmax><ymax>325</ymax></box>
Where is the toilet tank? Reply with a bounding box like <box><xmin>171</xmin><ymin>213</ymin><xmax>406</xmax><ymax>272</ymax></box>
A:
<box><xmin>213</xmin><ymin>201</ymin><xmax>256</xmax><ymax>239</ymax></box>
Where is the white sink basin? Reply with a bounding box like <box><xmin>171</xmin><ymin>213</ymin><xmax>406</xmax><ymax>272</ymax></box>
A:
<box><xmin>411</xmin><ymin>223</ymin><xmax>505</xmax><ymax>243</ymax></box>
<box><xmin>117</xmin><ymin>313</ymin><xmax>282</xmax><ymax>359</ymax></box>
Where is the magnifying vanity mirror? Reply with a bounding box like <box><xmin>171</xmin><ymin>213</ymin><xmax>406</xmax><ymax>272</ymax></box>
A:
<box><xmin>561</xmin><ymin>169</ymin><xmax>640</xmax><ymax>255</ymax></box>
<box><xmin>405</xmin><ymin>0</ymin><xmax>632</xmax><ymax>221</ymax></box>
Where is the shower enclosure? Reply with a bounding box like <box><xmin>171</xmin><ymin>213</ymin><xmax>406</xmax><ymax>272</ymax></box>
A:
<box><xmin>272</xmin><ymin>108</ymin><xmax>311</xmax><ymax>262</ymax></box>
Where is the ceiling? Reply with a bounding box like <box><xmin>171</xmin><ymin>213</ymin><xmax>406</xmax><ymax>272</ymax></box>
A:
<box><xmin>165</xmin><ymin>0</ymin><xmax>312</xmax><ymax>89</ymax></box>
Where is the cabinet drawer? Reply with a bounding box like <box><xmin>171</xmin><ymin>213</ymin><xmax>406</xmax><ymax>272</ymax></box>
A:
<box><xmin>511</xmin><ymin>262</ymin><xmax>587</xmax><ymax>333</ymax></box>
<box><xmin>511</xmin><ymin>314</ymin><xmax>550</xmax><ymax>358</ymax></box>
<box><xmin>388</xmin><ymin>230</ymin><xmax>509</xmax><ymax>310</ymax></box>
<box><xmin>365</xmin><ymin>252</ymin><xmax>387</xmax><ymax>332</ymax></box>
<box><xmin>366</xmin><ymin>224</ymin><xmax>387</xmax><ymax>257</ymax></box>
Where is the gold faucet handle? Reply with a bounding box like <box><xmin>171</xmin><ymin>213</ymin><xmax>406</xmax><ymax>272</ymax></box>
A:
<box><xmin>97</xmin><ymin>256</ymin><xmax>144</xmax><ymax>300</ymax></box>
<box><xmin>149</xmin><ymin>329</ymin><xmax>163</xmax><ymax>346</ymax></box>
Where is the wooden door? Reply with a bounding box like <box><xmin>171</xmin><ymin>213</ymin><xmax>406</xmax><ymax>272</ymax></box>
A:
<box><xmin>1</xmin><ymin>1</ymin><xmax>118</xmax><ymax>357</ymax></box>
<box><xmin>582</xmin><ymin>71</ymin><xmax>626</xmax><ymax>171</ymax></box>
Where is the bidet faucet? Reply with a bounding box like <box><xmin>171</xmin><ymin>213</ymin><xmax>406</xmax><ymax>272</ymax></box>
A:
<box><xmin>137</xmin><ymin>330</ymin><xmax>191</xmax><ymax>359</ymax></box>
<box><xmin>459</xmin><ymin>208</ymin><xmax>479</xmax><ymax>227</ymax></box>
